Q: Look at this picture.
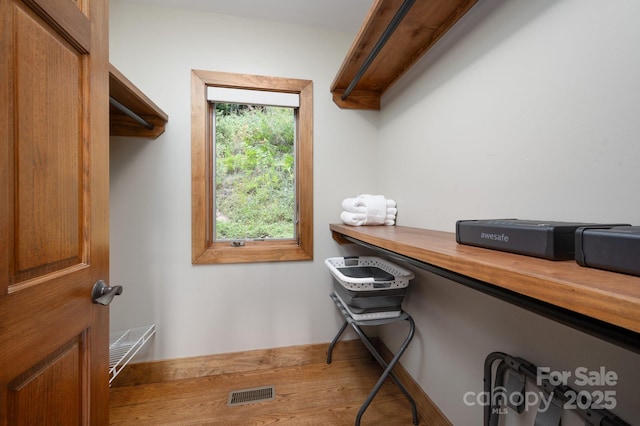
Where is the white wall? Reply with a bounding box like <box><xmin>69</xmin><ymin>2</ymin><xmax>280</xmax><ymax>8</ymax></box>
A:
<box><xmin>110</xmin><ymin>0</ymin><xmax>640</xmax><ymax>425</ymax></box>
<box><xmin>108</xmin><ymin>0</ymin><xmax>379</xmax><ymax>360</ymax></box>
<box><xmin>377</xmin><ymin>0</ymin><xmax>640</xmax><ymax>424</ymax></box>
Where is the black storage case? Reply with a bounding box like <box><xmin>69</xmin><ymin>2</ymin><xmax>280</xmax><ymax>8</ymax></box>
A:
<box><xmin>455</xmin><ymin>219</ymin><xmax>608</xmax><ymax>260</ymax></box>
<box><xmin>575</xmin><ymin>225</ymin><xmax>640</xmax><ymax>277</ymax></box>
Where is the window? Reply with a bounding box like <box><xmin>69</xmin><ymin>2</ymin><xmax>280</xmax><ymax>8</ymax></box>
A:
<box><xmin>191</xmin><ymin>70</ymin><xmax>313</xmax><ymax>264</ymax></box>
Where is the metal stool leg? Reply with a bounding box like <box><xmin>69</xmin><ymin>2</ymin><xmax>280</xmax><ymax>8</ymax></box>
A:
<box><xmin>327</xmin><ymin>320</ymin><xmax>349</xmax><ymax>364</ymax></box>
<box><xmin>353</xmin><ymin>316</ymin><xmax>417</xmax><ymax>409</ymax></box>
<box><xmin>353</xmin><ymin>315</ymin><xmax>418</xmax><ymax>425</ymax></box>
<box><xmin>328</xmin><ymin>293</ymin><xmax>418</xmax><ymax>425</ymax></box>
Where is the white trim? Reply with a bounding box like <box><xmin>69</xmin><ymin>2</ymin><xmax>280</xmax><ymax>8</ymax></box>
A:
<box><xmin>207</xmin><ymin>87</ymin><xmax>299</xmax><ymax>108</ymax></box>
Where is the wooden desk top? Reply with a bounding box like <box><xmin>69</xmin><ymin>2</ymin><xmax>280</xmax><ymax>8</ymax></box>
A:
<box><xmin>330</xmin><ymin>224</ymin><xmax>640</xmax><ymax>335</ymax></box>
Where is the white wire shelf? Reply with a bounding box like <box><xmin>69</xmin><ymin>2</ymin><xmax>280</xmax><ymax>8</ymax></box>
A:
<box><xmin>109</xmin><ymin>324</ymin><xmax>156</xmax><ymax>384</ymax></box>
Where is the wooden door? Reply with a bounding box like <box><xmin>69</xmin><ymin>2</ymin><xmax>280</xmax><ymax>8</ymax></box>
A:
<box><xmin>0</xmin><ymin>0</ymin><xmax>110</xmax><ymax>424</ymax></box>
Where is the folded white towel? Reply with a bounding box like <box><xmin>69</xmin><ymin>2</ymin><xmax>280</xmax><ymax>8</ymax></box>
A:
<box><xmin>340</xmin><ymin>211</ymin><xmax>366</xmax><ymax>226</ymax></box>
<box><xmin>356</xmin><ymin>194</ymin><xmax>396</xmax><ymax>207</ymax></box>
<box><xmin>341</xmin><ymin>198</ymin><xmax>367</xmax><ymax>214</ymax></box>
<box><xmin>340</xmin><ymin>194</ymin><xmax>397</xmax><ymax>226</ymax></box>
<box><xmin>341</xmin><ymin>211</ymin><xmax>395</xmax><ymax>226</ymax></box>
<box><xmin>363</xmin><ymin>195</ymin><xmax>387</xmax><ymax>224</ymax></box>
<box><xmin>342</xmin><ymin>195</ymin><xmax>395</xmax><ymax>213</ymax></box>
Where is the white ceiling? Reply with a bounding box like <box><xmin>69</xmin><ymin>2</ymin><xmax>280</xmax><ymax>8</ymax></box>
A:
<box><xmin>125</xmin><ymin>0</ymin><xmax>374</xmax><ymax>34</ymax></box>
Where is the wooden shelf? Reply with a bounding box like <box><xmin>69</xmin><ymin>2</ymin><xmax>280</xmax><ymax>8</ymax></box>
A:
<box><xmin>330</xmin><ymin>224</ymin><xmax>640</xmax><ymax>351</ymax></box>
<box><xmin>331</xmin><ymin>0</ymin><xmax>478</xmax><ymax>110</ymax></box>
<box><xmin>109</xmin><ymin>64</ymin><xmax>168</xmax><ymax>138</ymax></box>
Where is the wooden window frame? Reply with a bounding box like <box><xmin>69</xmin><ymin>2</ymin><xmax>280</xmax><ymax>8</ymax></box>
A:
<box><xmin>191</xmin><ymin>70</ymin><xmax>313</xmax><ymax>264</ymax></box>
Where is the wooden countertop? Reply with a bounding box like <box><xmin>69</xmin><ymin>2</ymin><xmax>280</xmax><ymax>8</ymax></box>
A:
<box><xmin>330</xmin><ymin>224</ymin><xmax>640</xmax><ymax>335</ymax></box>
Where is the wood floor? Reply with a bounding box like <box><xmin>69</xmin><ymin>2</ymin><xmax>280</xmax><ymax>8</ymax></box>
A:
<box><xmin>109</xmin><ymin>340</ymin><xmax>421</xmax><ymax>425</ymax></box>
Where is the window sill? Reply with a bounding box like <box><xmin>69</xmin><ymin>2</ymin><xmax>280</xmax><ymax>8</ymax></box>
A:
<box><xmin>192</xmin><ymin>240</ymin><xmax>312</xmax><ymax>264</ymax></box>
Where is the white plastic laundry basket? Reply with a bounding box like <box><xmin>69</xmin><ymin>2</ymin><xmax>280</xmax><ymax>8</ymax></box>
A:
<box><xmin>324</xmin><ymin>256</ymin><xmax>414</xmax><ymax>291</ymax></box>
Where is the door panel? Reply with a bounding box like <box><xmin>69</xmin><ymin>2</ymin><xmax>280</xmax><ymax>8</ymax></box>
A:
<box><xmin>8</xmin><ymin>335</ymin><xmax>86</xmax><ymax>425</ymax></box>
<box><xmin>0</xmin><ymin>0</ymin><xmax>110</xmax><ymax>424</ymax></box>
<box><xmin>14</xmin><ymin>3</ymin><xmax>84</xmax><ymax>284</ymax></box>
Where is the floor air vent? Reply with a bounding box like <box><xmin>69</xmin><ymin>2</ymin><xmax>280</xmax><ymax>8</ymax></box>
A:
<box><xmin>227</xmin><ymin>385</ymin><xmax>275</xmax><ymax>406</ymax></box>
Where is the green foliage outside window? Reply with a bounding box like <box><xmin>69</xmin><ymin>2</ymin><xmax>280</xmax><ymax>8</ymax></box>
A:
<box><xmin>214</xmin><ymin>104</ymin><xmax>295</xmax><ymax>240</ymax></box>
